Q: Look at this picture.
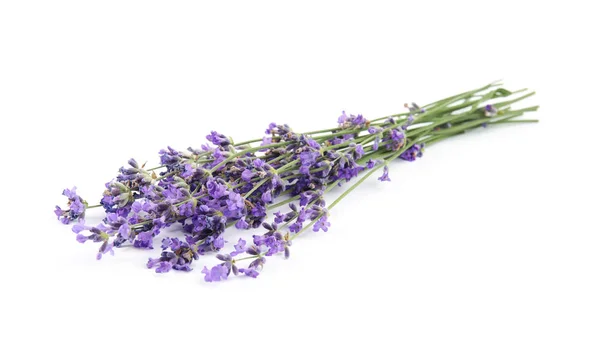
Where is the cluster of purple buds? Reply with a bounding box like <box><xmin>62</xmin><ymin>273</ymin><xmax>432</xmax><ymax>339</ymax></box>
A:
<box><xmin>338</xmin><ymin>111</ymin><xmax>368</xmax><ymax>129</ymax></box>
<box><xmin>55</xmin><ymin>83</ymin><xmax>536</xmax><ymax>282</ymax></box>
<box><xmin>54</xmin><ymin>187</ymin><xmax>87</xmax><ymax>224</ymax></box>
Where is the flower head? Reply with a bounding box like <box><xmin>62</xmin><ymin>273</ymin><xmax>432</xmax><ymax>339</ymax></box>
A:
<box><xmin>55</xmin><ymin>187</ymin><xmax>87</xmax><ymax>224</ymax></box>
<box><xmin>378</xmin><ymin>166</ymin><xmax>391</xmax><ymax>182</ymax></box>
<box><xmin>238</xmin><ymin>268</ymin><xmax>260</xmax><ymax>278</ymax></box>
<box><xmin>399</xmin><ymin>144</ymin><xmax>424</xmax><ymax>162</ymax></box>
<box><xmin>202</xmin><ymin>264</ymin><xmax>230</xmax><ymax>282</ymax></box>
<box><xmin>206</xmin><ymin>131</ymin><xmax>231</xmax><ymax>147</ymax></box>
<box><xmin>313</xmin><ymin>215</ymin><xmax>331</xmax><ymax>232</ymax></box>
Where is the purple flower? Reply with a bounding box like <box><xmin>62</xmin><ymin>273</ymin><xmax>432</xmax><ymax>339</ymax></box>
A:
<box><xmin>261</xmin><ymin>190</ymin><xmax>272</xmax><ymax>203</ymax></box>
<box><xmin>54</xmin><ymin>206</ymin><xmax>69</xmax><ymax>224</ymax></box>
<box><xmin>70</xmin><ymin>198</ymin><xmax>84</xmax><ymax>213</ymax></box>
<box><xmin>305</xmin><ymin>136</ymin><xmax>321</xmax><ymax>149</ymax></box>
<box><xmin>265</xmin><ymin>122</ymin><xmax>277</xmax><ymax>134</ymax></box>
<box><xmin>401</xmin><ymin>114</ymin><xmax>415</xmax><ymax>130</ymax></box>
<box><xmin>400</xmin><ymin>144</ymin><xmax>424</xmax><ymax>162</ymax></box>
<box><xmin>338</xmin><ymin>111</ymin><xmax>367</xmax><ymax>128</ymax></box>
<box><xmin>147</xmin><ymin>258</ymin><xmax>173</xmax><ymax>273</ymax></box>
<box><xmin>273</xmin><ymin>211</ymin><xmax>285</xmax><ymax>224</ymax></box>
<box><xmin>289</xmin><ymin>222</ymin><xmax>303</xmax><ymax>233</ymax></box>
<box><xmin>391</xmin><ymin>128</ymin><xmax>404</xmax><ymax>142</ymax></box>
<box><xmin>235</xmin><ymin>218</ymin><xmax>249</xmax><ymax>229</ymax></box>
<box><xmin>313</xmin><ymin>215</ymin><xmax>331</xmax><ymax>232</ymax></box>
<box><xmin>226</xmin><ymin>192</ymin><xmax>244</xmax><ymax>212</ymax></box>
<box><xmin>206</xmin><ymin>131</ymin><xmax>230</xmax><ymax>146</ymax></box>
<box><xmin>299</xmin><ymin>164</ymin><xmax>310</xmax><ymax>175</ymax></box>
<box><xmin>253</xmin><ymin>158</ymin><xmax>265</xmax><ymax>168</ymax></box>
<box><xmin>297</xmin><ymin>208</ymin><xmax>309</xmax><ymax>223</ymax></box>
<box><xmin>260</xmin><ymin>136</ymin><xmax>272</xmax><ymax>147</ymax></box>
<box><xmin>355</xmin><ymin>144</ymin><xmax>365</xmax><ymax>158</ymax></box>
<box><xmin>213</xmin><ymin>236</ymin><xmax>226</xmax><ymax>250</ymax></box>
<box><xmin>161</xmin><ymin>237</ymin><xmax>176</xmax><ymax>250</ymax></box>
<box><xmin>133</xmin><ymin>231</ymin><xmax>154</xmax><ymax>249</ymax></box>
<box><xmin>181</xmin><ymin>164</ymin><xmax>195</xmax><ymax>178</ymax></box>
<box><xmin>241</xmin><ymin>169</ymin><xmax>254</xmax><ymax>182</ymax></box>
<box><xmin>299</xmin><ymin>191</ymin><xmax>313</xmax><ymax>206</ymax></box>
<box><xmin>118</xmin><ymin>224</ymin><xmax>132</xmax><ymax>240</ymax></box>
<box><xmin>156</xmin><ymin>261</ymin><xmax>173</xmax><ymax>273</ymax></box>
<box><xmin>179</xmin><ymin>202</ymin><xmax>194</xmax><ymax>216</ymax></box>
<box><xmin>158</xmin><ymin>146</ymin><xmax>181</xmax><ymax>167</ymax></box>
<box><xmin>96</xmin><ymin>241</ymin><xmax>114</xmax><ymax>260</ymax></box>
<box><xmin>230</xmin><ymin>239</ymin><xmax>246</xmax><ymax>257</ymax></box>
<box><xmin>373</xmin><ymin>136</ymin><xmax>380</xmax><ymax>150</ymax></box>
<box><xmin>73</xmin><ymin>223</ymin><xmax>109</xmax><ymax>243</ymax></box>
<box><xmin>55</xmin><ymin>187</ymin><xmax>87</xmax><ymax>224</ymax></box>
<box><xmin>378</xmin><ymin>165</ymin><xmax>391</xmax><ymax>182</ymax></box>
<box><xmin>71</xmin><ymin>223</ymin><xmax>88</xmax><ymax>234</ymax></box>
<box><xmin>202</xmin><ymin>264</ymin><xmax>229</xmax><ymax>282</ymax></box>
<box><xmin>131</xmin><ymin>201</ymin><xmax>143</xmax><ymax>213</ymax></box>
<box><xmin>206</xmin><ymin>178</ymin><xmax>227</xmax><ymax>199</ymax></box>
<box><xmin>62</xmin><ymin>187</ymin><xmax>78</xmax><ymax>200</ymax></box>
<box><xmin>352</xmin><ymin>114</ymin><xmax>366</xmax><ymax>127</ymax></box>
<box><xmin>337</xmin><ymin>111</ymin><xmax>348</xmax><ymax>125</ymax></box>
<box><xmin>162</xmin><ymin>186</ymin><xmax>184</xmax><ymax>201</ymax></box>
<box><xmin>147</xmin><ymin>257</ymin><xmax>161</xmax><ymax>269</ymax></box>
<box><xmin>238</xmin><ymin>268</ymin><xmax>260</xmax><ymax>278</ymax></box>
<box><xmin>299</xmin><ymin>151</ymin><xmax>319</xmax><ymax>167</ymax></box>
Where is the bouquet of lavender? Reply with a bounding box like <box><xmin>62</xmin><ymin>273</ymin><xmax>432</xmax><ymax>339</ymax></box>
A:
<box><xmin>55</xmin><ymin>82</ymin><xmax>537</xmax><ymax>282</ymax></box>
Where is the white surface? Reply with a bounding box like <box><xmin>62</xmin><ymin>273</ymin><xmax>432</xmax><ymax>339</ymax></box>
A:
<box><xmin>1</xmin><ymin>1</ymin><xmax>599</xmax><ymax>357</ymax></box>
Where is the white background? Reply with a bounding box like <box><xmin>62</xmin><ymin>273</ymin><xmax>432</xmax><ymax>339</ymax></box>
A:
<box><xmin>1</xmin><ymin>1</ymin><xmax>599</xmax><ymax>357</ymax></box>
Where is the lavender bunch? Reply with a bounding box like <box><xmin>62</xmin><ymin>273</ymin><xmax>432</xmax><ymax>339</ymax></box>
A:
<box><xmin>55</xmin><ymin>82</ymin><xmax>537</xmax><ymax>282</ymax></box>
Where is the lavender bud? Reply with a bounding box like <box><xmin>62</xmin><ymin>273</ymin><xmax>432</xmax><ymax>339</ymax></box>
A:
<box><xmin>216</xmin><ymin>254</ymin><xmax>231</xmax><ymax>262</ymax></box>
<box><xmin>98</xmin><ymin>241</ymin><xmax>108</xmax><ymax>253</ymax></box>
<box><xmin>249</xmin><ymin>257</ymin><xmax>265</xmax><ymax>269</ymax></box>
<box><xmin>262</xmin><ymin>222</ymin><xmax>273</xmax><ymax>231</ymax></box>
<box><xmin>246</xmin><ymin>245</ymin><xmax>261</xmax><ymax>256</ymax></box>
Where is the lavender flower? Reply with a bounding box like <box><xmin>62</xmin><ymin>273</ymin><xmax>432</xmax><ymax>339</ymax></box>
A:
<box><xmin>202</xmin><ymin>264</ymin><xmax>230</xmax><ymax>282</ymax></box>
<box><xmin>378</xmin><ymin>166</ymin><xmax>391</xmax><ymax>182</ymax></box>
<box><xmin>238</xmin><ymin>268</ymin><xmax>260</xmax><ymax>278</ymax></box>
<box><xmin>313</xmin><ymin>215</ymin><xmax>331</xmax><ymax>232</ymax></box>
<box><xmin>55</xmin><ymin>187</ymin><xmax>87</xmax><ymax>224</ymax></box>
<box><xmin>400</xmin><ymin>144</ymin><xmax>424</xmax><ymax>162</ymax></box>
<box><xmin>206</xmin><ymin>131</ymin><xmax>231</xmax><ymax>147</ymax></box>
